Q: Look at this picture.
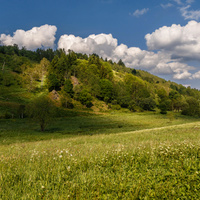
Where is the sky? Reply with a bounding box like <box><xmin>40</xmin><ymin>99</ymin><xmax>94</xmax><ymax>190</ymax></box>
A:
<box><xmin>1</xmin><ymin>0</ymin><xmax>200</xmax><ymax>89</ymax></box>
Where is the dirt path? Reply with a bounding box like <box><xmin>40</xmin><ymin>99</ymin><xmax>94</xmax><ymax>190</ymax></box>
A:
<box><xmin>117</xmin><ymin>121</ymin><xmax>200</xmax><ymax>135</ymax></box>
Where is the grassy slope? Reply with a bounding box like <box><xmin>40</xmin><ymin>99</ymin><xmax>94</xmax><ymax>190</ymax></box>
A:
<box><xmin>0</xmin><ymin>111</ymin><xmax>198</xmax><ymax>145</ymax></box>
<box><xmin>0</xmin><ymin>112</ymin><xmax>200</xmax><ymax>199</ymax></box>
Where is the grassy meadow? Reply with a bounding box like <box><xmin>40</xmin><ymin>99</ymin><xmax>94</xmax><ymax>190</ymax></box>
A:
<box><xmin>1</xmin><ymin>111</ymin><xmax>200</xmax><ymax>199</ymax></box>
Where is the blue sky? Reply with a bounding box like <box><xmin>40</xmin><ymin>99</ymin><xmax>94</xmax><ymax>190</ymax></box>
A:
<box><xmin>1</xmin><ymin>0</ymin><xmax>200</xmax><ymax>88</ymax></box>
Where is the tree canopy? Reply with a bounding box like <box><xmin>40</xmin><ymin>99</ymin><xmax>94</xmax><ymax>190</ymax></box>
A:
<box><xmin>1</xmin><ymin>44</ymin><xmax>200</xmax><ymax>118</ymax></box>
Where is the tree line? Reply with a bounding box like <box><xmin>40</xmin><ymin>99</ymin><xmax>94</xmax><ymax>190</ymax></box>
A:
<box><xmin>1</xmin><ymin>44</ymin><xmax>200</xmax><ymax>131</ymax></box>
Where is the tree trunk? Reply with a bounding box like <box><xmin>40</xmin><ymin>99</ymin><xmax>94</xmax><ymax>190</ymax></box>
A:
<box><xmin>40</xmin><ymin>123</ymin><xmax>45</xmax><ymax>132</ymax></box>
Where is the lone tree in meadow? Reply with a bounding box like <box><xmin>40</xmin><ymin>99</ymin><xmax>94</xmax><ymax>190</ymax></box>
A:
<box><xmin>27</xmin><ymin>95</ymin><xmax>55</xmax><ymax>131</ymax></box>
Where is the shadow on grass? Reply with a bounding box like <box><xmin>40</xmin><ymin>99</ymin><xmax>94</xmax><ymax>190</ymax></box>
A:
<box><xmin>0</xmin><ymin>111</ymin><xmax>199</xmax><ymax>145</ymax></box>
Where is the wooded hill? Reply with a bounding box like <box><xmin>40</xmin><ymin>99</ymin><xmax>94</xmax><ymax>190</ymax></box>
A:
<box><xmin>0</xmin><ymin>45</ymin><xmax>200</xmax><ymax>119</ymax></box>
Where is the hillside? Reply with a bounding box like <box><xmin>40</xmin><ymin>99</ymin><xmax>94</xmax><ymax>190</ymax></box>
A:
<box><xmin>0</xmin><ymin>45</ymin><xmax>200</xmax><ymax>120</ymax></box>
<box><xmin>1</xmin><ymin>45</ymin><xmax>200</xmax><ymax>199</ymax></box>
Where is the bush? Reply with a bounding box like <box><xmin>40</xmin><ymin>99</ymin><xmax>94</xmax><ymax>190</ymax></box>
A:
<box><xmin>99</xmin><ymin>79</ymin><xmax>114</xmax><ymax>102</ymax></box>
<box><xmin>76</xmin><ymin>89</ymin><xmax>93</xmax><ymax>107</ymax></box>
<box><xmin>181</xmin><ymin>97</ymin><xmax>200</xmax><ymax>117</ymax></box>
<box><xmin>139</xmin><ymin>97</ymin><xmax>156</xmax><ymax>111</ymax></box>
<box><xmin>111</xmin><ymin>100</ymin><xmax>118</xmax><ymax>105</ymax></box>
<box><xmin>4</xmin><ymin>112</ymin><xmax>13</xmax><ymax>119</ymax></box>
<box><xmin>60</xmin><ymin>96</ymin><xmax>74</xmax><ymax>109</ymax></box>
<box><xmin>128</xmin><ymin>101</ymin><xmax>136</xmax><ymax>112</ymax></box>
<box><xmin>85</xmin><ymin>101</ymin><xmax>93</xmax><ymax>108</ymax></box>
<box><xmin>63</xmin><ymin>79</ymin><xmax>74</xmax><ymax>97</ymax></box>
<box><xmin>160</xmin><ymin>110</ymin><xmax>167</xmax><ymax>114</ymax></box>
<box><xmin>111</xmin><ymin>104</ymin><xmax>121</xmax><ymax>110</ymax></box>
<box><xmin>159</xmin><ymin>101</ymin><xmax>168</xmax><ymax>114</ymax></box>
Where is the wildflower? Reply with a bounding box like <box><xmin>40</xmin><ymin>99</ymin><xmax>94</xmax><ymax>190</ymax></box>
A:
<box><xmin>41</xmin><ymin>186</ymin><xmax>45</xmax><ymax>189</ymax></box>
<box><xmin>59</xmin><ymin>155</ymin><xmax>63</xmax><ymax>158</ymax></box>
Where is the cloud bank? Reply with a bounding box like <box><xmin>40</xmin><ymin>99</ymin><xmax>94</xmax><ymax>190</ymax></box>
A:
<box><xmin>0</xmin><ymin>25</ymin><xmax>57</xmax><ymax>50</ymax></box>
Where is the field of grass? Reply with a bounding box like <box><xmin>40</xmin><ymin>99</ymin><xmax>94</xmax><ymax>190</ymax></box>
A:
<box><xmin>0</xmin><ymin>111</ymin><xmax>198</xmax><ymax>145</ymax></box>
<box><xmin>0</xmin><ymin>111</ymin><xmax>200</xmax><ymax>199</ymax></box>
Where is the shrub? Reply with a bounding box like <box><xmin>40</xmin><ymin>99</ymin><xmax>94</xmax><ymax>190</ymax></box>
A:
<box><xmin>85</xmin><ymin>101</ymin><xmax>93</xmax><ymax>108</ymax></box>
<box><xmin>128</xmin><ymin>101</ymin><xmax>136</xmax><ymax>112</ymax></box>
<box><xmin>4</xmin><ymin>112</ymin><xmax>13</xmax><ymax>119</ymax></box>
<box><xmin>76</xmin><ymin>89</ymin><xmax>93</xmax><ymax>107</ymax></box>
<box><xmin>160</xmin><ymin>110</ymin><xmax>167</xmax><ymax>114</ymax></box>
<box><xmin>159</xmin><ymin>101</ymin><xmax>168</xmax><ymax>114</ymax></box>
<box><xmin>139</xmin><ymin>97</ymin><xmax>156</xmax><ymax>111</ymax></box>
<box><xmin>112</xmin><ymin>104</ymin><xmax>121</xmax><ymax>110</ymax></box>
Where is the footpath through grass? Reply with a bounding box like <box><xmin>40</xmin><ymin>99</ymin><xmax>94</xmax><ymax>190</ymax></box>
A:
<box><xmin>0</xmin><ymin>112</ymin><xmax>200</xmax><ymax>199</ymax></box>
<box><xmin>0</xmin><ymin>111</ymin><xmax>198</xmax><ymax>145</ymax></box>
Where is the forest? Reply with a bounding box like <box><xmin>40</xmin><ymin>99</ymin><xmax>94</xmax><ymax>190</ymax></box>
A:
<box><xmin>0</xmin><ymin>44</ymin><xmax>200</xmax><ymax>126</ymax></box>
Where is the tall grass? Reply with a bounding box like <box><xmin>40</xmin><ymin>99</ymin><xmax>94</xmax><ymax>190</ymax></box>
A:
<box><xmin>1</xmin><ymin>117</ymin><xmax>200</xmax><ymax>199</ymax></box>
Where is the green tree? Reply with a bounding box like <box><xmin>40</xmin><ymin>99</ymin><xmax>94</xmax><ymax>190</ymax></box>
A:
<box><xmin>173</xmin><ymin>97</ymin><xmax>187</xmax><ymax>112</ymax></box>
<box><xmin>139</xmin><ymin>97</ymin><xmax>156</xmax><ymax>111</ymax></box>
<box><xmin>47</xmin><ymin>51</ymin><xmax>77</xmax><ymax>90</ymax></box>
<box><xmin>27</xmin><ymin>95</ymin><xmax>55</xmax><ymax>131</ymax></box>
<box><xmin>36</xmin><ymin>58</ymin><xmax>50</xmax><ymax>88</ymax></box>
<box><xmin>20</xmin><ymin>65</ymin><xmax>38</xmax><ymax>91</ymax></box>
<box><xmin>169</xmin><ymin>90</ymin><xmax>181</xmax><ymax>110</ymax></box>
<box><xmin>60</xmin><ymin>93</ymin><xmax>74</xmax><ymax>109</ymax></box>
<box><xmin>113</xmin><ymin>81</ymin><xmax>131</xmax><ymax>108</ymax></box>
<box><xmin>157</xmin><ymin>88</ymin><xmax>168</xmax><ymax>101</ymax></box>
<box><xmin>63</xmin><ymin>79</ymin><xmax>74</xmax><ymax>97</ymax></box>
<box><xmin>88</xmin><ymin>54</ymin><xmax>101</xmax><ymax>68</ymax></box>
<box><xmin>100</xmin><ymin>62</ymin><xmax>113</xmax><ymax>80</ymax></box>
<box><xmin>182</xmin><ymin>97</ymin><xmax>200</xmax><ymax>117</ymax></box>
<box><xmin>159</xmin><ymin>101</ymin><xmax>168</xmax><ymax>114</ymax></box>
<box><xmin>99</xmin><ymin>79</ymin><xmax>114</xmax><ymax>103</ymax></box>
<box><xmin>128</xmin><ymin>100</ymin><xmax>137</xmax><ymax>112</ymax></box>
<box><xmin>47</xmin><ymin>73</ymin><xmax>60</xmax><ymax>91</ymax></box>
<box><xmin>117</xmin><ymin>59</ymin><xmax>125</xmax><ymax>67</ymax></box>
<box><xmin>76</xmin><ymin>89</ymin><xmax>93</xmax><ymax>108</ymax></box>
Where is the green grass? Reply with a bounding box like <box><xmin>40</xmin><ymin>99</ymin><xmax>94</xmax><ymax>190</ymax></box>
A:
<box><xmin>0</xmin><ymin>111</ymin><xmax>198</xmax><ymax>145</ymax></box>
<box><xmin>0</xmin><ymin>112</ymin><xmax>200</xmax><ymax>199</ymax></box>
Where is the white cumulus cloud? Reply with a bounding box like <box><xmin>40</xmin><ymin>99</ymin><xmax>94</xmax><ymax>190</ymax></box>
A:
<box><xmin>143</xmin><ymin>20</ymin><xmax>200</xmax><ymax>79</ymax></box>
<box><xmin>0</xmin><ymin>25</ymin><xmax>57</xmax><ymax>50</ymax></box>
<box><xmin>192</xmin><ymin>71</ymin><xmax>200</xmax><ymax>79</ymax></box>
<box><xmin>58</xmin><ymin>33</ymin><xmax>117</xmax><ymax>59</ymax></box>
<box><xmin>173</xmin><ymin>70</ymin><xmax>192</xmax><ymax>79</ymax></box>
<box><xmin>145</xmin><ymin>20</ymin><xmax>200</xmax><ymax>61</ymax></box>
